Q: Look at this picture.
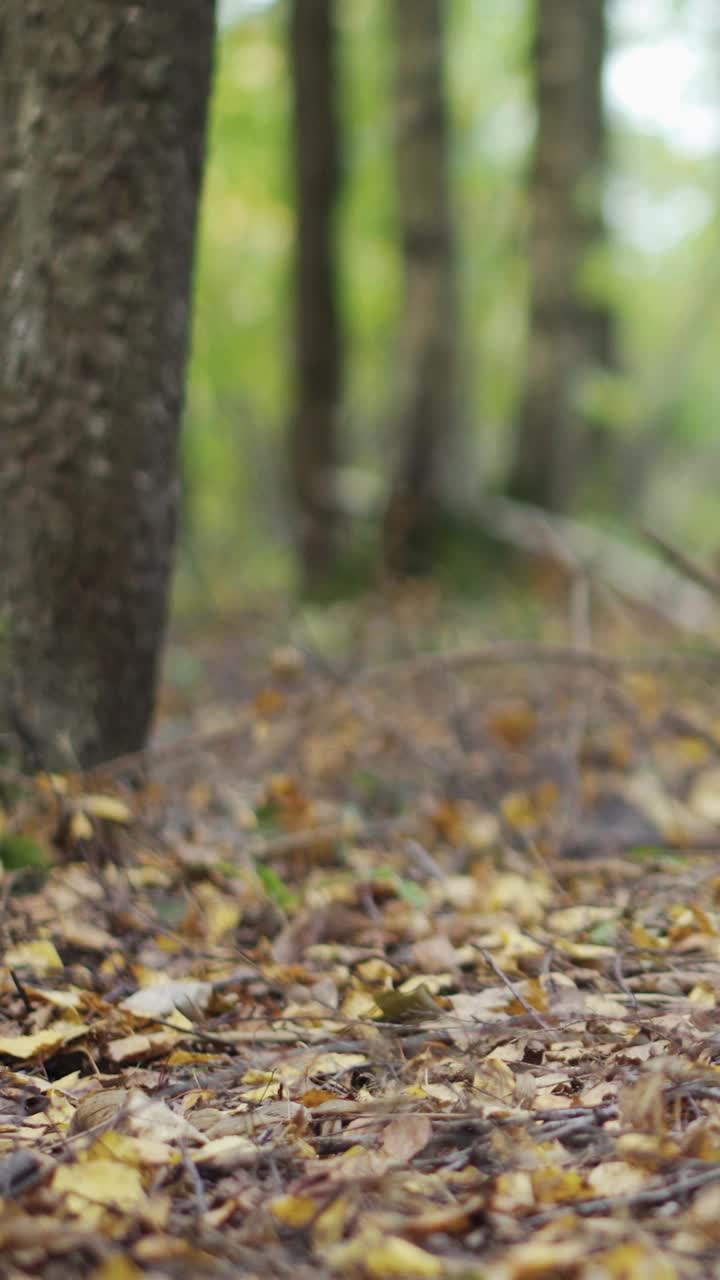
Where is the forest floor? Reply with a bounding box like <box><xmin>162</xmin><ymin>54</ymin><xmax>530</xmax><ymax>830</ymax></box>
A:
<box><xmin>5</xmin><ymin>583</ymin><xmax>720</xmax><ymax>1278</ymax></box>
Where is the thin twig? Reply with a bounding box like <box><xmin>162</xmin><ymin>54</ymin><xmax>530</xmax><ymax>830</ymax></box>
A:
<box><xmin>526</xmin><ymin>1163</ymin><xmax>720</xmax><ymax>1226</ymax></box>
<box><xmin>475</xmin><ymin>946</ymin><xmax>552</xmax><ymax>1032</ymax></box>
<box><xmin>643</xmin><ymin>527</ymin><xmax>720</xmax><ymax>599</ymax></box>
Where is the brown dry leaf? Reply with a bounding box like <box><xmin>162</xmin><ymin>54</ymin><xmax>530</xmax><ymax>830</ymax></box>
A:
<box><xmin>56</xmin><ymin>919</ymin><xmax>118</xmax><ymax>951</ymax></box>
<box><xmin>14</xmin><ymin>621</ymin><xmax>720</xmax><ymax>1278</ymax></box>
<box><xmin>120</xmin><ymin>978</ymin><xmax>213</xmax><ymax>1019</ymax></box>
<box><xmin>193</xmin><ymin>1135</ymin><xmax>259</xmax><ymax>1172</ymax></box>
<box><xmin>486</xmin><ymin>699</ymin><xmax>537</xmax><ymax>749</ymax></box>
<box><xmin>619</xmin><ymin>1072</ymin><xmax>666</xmax><ymax>1135</ymax></box>
<box><xmin>586</xmin><ymin>1161</ymin><xmax>649</xmax><ymax>1197</ymax></box>
<box><xmin>254</xmin><ymin>687</ymin><xmax>287</xmax><ymax>716</ymax></box>
<box><xmin>105</xmin><ymin>1030</ymin><xmax>181</xmax><ymax>1065</ymax></box>
<box><xmin>69</xmin><ymin>1088</ymin><xmax>137</xmax><ymax>1136</ymax></box>
<box><xmin>411</xmin><ymin>934</ymin><xmax>463</xmax><ymax>971</ymax></box>
<box><xmin>381</xmin><ymin>1114</ymin><xmax>432</xmax><ymax>1162</ymax></box>
<box><xmin>689</xmin><ymin>766</ymin><xmax>720</xmax><ymax>824</ymax></box>
<box><xmin>497</xmin><ymin>1236</ymin><xmax>592</xmax><ymax>1279</ymax></box>
<box><xmin>615</xmin><ymin>1132</ymin><xmax>680</xmax><ymax>1169</ymax></box>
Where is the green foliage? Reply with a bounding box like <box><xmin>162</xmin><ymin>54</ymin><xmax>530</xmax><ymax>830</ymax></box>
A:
<box><xmin>0</xmin><ymin>834</ymin><xmax>50</xmax><ymax>872</ymax></box>
<box><xmin>183</xmin><ymin>4</ymin><xmax>292</xmax><ymax>606</ymax></box>
<box><xmin>181</xmin><ymin>0</ymin><xmax>720</xmax><ymax>614</ymax></box>
<box><xmin>373</xmin><ymin>865</ymin><xmax>428</xmax><ymax>909</ymax></box>
<box><xmin>255</xmin><ymin>862</ymin><xmax>298</xmax><ymax>909</ymax></box>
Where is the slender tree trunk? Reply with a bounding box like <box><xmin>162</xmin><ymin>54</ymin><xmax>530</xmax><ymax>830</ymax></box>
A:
<box><xmin>0</xmin><ymin>1</ymin><xmax>215</xmax><ymax>769</ymax></box>
<box><xmin>289</xmin><ymin>0</ymin><xmax>343</xmax><ymax>590</ymax></box>
<box><xmin>507</xmin><ymin>0</ymin><xmax>614</xmax><ymax>512</ymax></box>
<box><xmin>383</xmin><ymin>0</ymin><xmax>456</xmax><ymax>577</ymax></box>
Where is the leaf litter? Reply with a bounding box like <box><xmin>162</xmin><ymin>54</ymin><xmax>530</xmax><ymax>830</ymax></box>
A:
<box><xmin>5</xmin><ymin>631</ymin><xmax>720</xmax><ymax>1277</ymax></box>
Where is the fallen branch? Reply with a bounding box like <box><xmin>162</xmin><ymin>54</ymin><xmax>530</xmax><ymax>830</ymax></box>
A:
<box><xmin>477</xmin><ymin>496</ymin><xmax>718</xmax><ymax>634</ymax></box>
<box><xmin>642</xmin><ymin>526</ymin><xmax>720</xmax><ymax>599</ymax></box>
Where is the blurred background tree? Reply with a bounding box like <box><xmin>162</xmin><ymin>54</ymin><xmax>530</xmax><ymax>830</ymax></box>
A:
<box><xmin>289</xmin><ymin>0</ymin><xmax>344</xmax><ymax>589</ymax></box>
<box><xmin>382</xmin><ymin>0</ymin><xmax>458</xmax><ymax>577</ymax></box>
<box><xmin>181</xmin><ymin>0</ymin><xmax>720</xmax><ymax>612</ymax></box>
<box><xmin>506</xmin><ymin>0</ymin><xmax>617</xmax><ymax>512</ymax></box>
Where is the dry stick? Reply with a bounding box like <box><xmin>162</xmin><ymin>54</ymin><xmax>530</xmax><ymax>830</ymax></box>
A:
<box><xmin>612</xmin><ymin>951</ymin><xmax>639</xmax><ymax>1010</ymax></box>
<box><xmin>403</xmin><ymin>837</ymin><xmax>445</xmax><ymax>880</ymax></box>
<box><xmin>18</xmin><ymin>641</ymin><xmax>719</xmax><ymax>788</ymax></box>
<box><xmin>9</xmin><ymin>969</ymin><xmax>33</xmax><ymax>1015</ymax></box>
<box><xmin>357</xmin><ymin>641</ymin><xmax>720</xmax><ymax>692</ymax></box>
<box><xmin>526</xmin><ymin>1163</ymin><xmax>720</xmax><ymax>1227</ymax></box>
<box><xmin>180</xmin><ymin>1144</ymin><xmax>208</xmax><ymax>1217</ymax></box>
<box><xmin>478</xmin><ymin>494</ymin><xmax>718</xmax><ymax>633</ymax></box>
<box><xmin>475</xmin><ymin>946</ymin><xmax>552</xmax><ymax>1033</ymax></box>
<box><xmin>643</xmin><ymin>526</ymin><xmax>720</xmax><ymax>599</ymax></box>
<box><xmin>240</xmin><ymin>813</ymin><xmax>421</xmax><ymax>862</ymax></box>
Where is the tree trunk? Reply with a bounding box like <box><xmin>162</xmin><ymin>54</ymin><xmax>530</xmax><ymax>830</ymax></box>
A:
<box><xmin>0</xmin><ymin>1</ymin><xmax>215</xmax><ymax>770</ymax></box>
<box><xmin>383</xmin><ymin>0</ymin><xmax>456</xmax><ymax>577</ymax></box>
<box><xmin>507</xmin><ymin>0</ymin><xmax>614</xmax><ymax>512</ymax></box>
<box><xmin>289</xmin><ymin>0</ymin><xmax>343</xmax><ymax>590</ymax></box>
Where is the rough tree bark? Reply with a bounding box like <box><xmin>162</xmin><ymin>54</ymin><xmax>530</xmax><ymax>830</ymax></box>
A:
<box><xmin>0</xmin><ymin>2</ymin><xmax>215</xmax><ymax>769</ymax></box>
<box><xmin>507</xmin><ymin>0</ymin><xmax>614</xmax><ymax>512</ymax></box>
<box><xmin>383</xmin><ymin>0</ymin><xmax>457</xmax><ymax>577</ymax></box>
<box><xmin>289</xmin><ymin>0</ymin><xmax>343</xmax><ymax>590</ymax></box>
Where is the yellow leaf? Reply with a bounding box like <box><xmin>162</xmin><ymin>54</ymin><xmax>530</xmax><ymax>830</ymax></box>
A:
<box><xmin>204</xmin><ymin>896</ymin><xmax>241</xmax><ymax>945</ymax></box>
<box><xmin>556</xmin><ymin>939</ymin><xmax>616</xmax><ymax>963</ymax></box>
<box><xmin>596</xmin><ymin>1241</ymin><xmax>677</xmax><ymax>1279</ymax></box>
<box><xmin>312</xmin><ymin>1195</ymin><xmax>350</xmax><ymax>1248</ymax></box>
<box><xmin>90</xmin><ymin>1256</ymin><xmax>146</xmax><ymax>1280</ymax></box>
<box><xmin>509</xmin><ymin>977</ymin><xmax>547</xmax><ymax>1015</ymax></box>
<box><xmin>84</xmin><ymin>1130</ymin><xmax>144</xmax><ymax>1165</ymax></box>
<box><xmin>472</xmin><ymin>1055</ymin><xmax>516</xmax><ymax>1103</ymax></box>
<box><xmin>269</xmin><ymin>1195</ymin><xmax>317</xmax><ymax>1228</ymax></box>
<box><xmin>4</xmin><ymin>940</ymin><xmax>63</xmax><ymax>974</ymax></box>
<box><xmin>489</xmin><ymin>873</ymin><xmax>551</xmax><ymax>924</ymax></box>
<box><xmin>355</xmin><ymin>958</ymin><xmax>399</xmax><ymax>984</ymax></box>
<box><xmin>530</xmin><ymin>1166</ymin><xmax>585</xmax><ymax>1204</ymax></box>
<box><xmin>52</xmin><ymin>1159</ymin><xmax>145</xmax><ymax>1226</ymax></box>
<box><xmin>241</xmin><ymin>1081</ymin><xmax>281</xmax><ymax>1102</ymax></box>
<box><xmin>615</xmin><ymin>1132</ymin><xmax>677</xmax><ymax>1169</ymax></box>
<box><xmin>492</xmin><ymin>1170</ymin><xmax>534</xmax><ymax>1212</ymax></box>
<box><xmin>689</xmin><ymin>982</ymin><xmax>716</xmax><ymax>1008</ymax></box>
<box><xmin>0</xmin><ymin>1023</ymin><xmax>85</xmax><ymax>1061</ymax></box>
<box><xmin>341</xmin><ymin>988</ymin><xmax>378</xmax><ymax>1019</ymax></box>
<box><xmin>75</xmin><ymin>795</ymin><xmax>133</xmax><ymax>823</ymax></box>
<box><xmin>499</xmin><ymin>1238</ymin><xmax>588</xmax><ymax>1277</ymax></box>
<box><xmin>501</xmin><ymin>783</ymin><xmax>558</xmax><ymax>832</ymax></box>
<box><xmin>372</xmin><ymin>985</ymin><xmax>442</xmax><ymax>1023</ymax></box>
<box><xmin>25</xmin><ymin>985</ymin><xmax>83</xmax><ymax>1009</ymax></box>
<box><xmin>364</xmin><ymin>1236</ymin><xmax>442</xmax><ymax>1278</ymax></box>
<box><xmin>70</xmin><ymin>810</ymin><xmax>94</xmax><ymax>841</ymax></box>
